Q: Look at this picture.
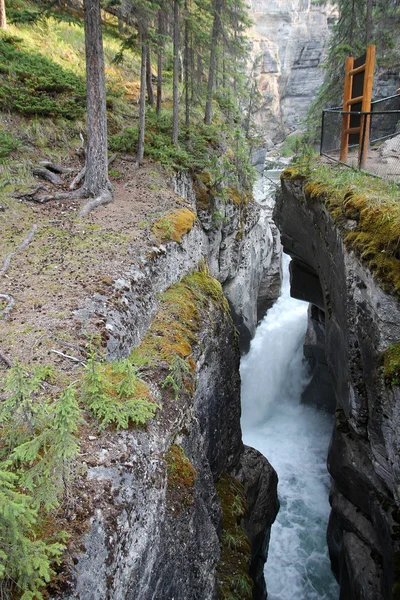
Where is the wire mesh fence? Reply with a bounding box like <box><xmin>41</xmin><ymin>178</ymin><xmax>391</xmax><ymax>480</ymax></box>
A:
<box><xmin>321</xmin><ymin>94</ymin><xmax>400</xmax><ymax>182</ymax></box>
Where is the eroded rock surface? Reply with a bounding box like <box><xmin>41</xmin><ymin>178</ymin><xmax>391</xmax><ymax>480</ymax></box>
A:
<box><xmin>274</xmin><ymin>176</ymin><xmax>400</xmax><ymax>599</ymax></box>
<box><xmin>54</xmin><ymin>175</ymin><xmax>280</xmax><ymax>599</ymax></box>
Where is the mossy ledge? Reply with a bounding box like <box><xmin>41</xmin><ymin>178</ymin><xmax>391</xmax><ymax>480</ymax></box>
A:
<box><xmin>216</xmin><ymin>473</ymin><xmax>253</xmax><ymax>600</ymax></box>
<box><xmin>281</xmin><ymin>160</ymin><xmax>400</xmax><ymax>296</ymax></box>
<box><xmin>152</xmin><ymin>208</ymin><xmax>196</xmax><ymax>244</ymax></box>
<box><xmin>165</xmin><ymin>444</ymin><xmax>197</xmax><ymax>512</ymax></box>
<box><xmin>383</xmin><ymin>343</ymin><xmax>400</xmax><ymax>387</ymax></box>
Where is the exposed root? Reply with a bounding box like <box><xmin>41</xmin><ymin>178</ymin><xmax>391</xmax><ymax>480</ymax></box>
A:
<box><xmin>32</xmin><ymin>167</ymin><xmax>64</xmax><ymax>186</ymax></box>
<box><xmin>14</xmin><ymin>185</ymin><xmax>49</xmax><ymax>200</ymax></box>
<box><xmin>39</xmin><ymin>161</ymin><xmax>74</xmax><ymax>175</ymax></box>
<box><xmin>69</xmin><ymin>166</ymin><xmax>86</xmax><ymax>190</ymax></box>
<box><xmin>78</xmin><ymin>183</ymin><xmax>113</xmax><ymax>217</ymax></box>
<box><xmin>1</xmin><ymin>224</ymin><xmax>37</xmax><ymax>277</ymax></box>
<box><xmin>0</xmin><ymin>294</ymin><xmax>16</xmax><ymax>320</ymax></box>
<box><xmin>0</xmin><ymin>347</ymin><xmax>13</xmax><ymax>368</ymax></box>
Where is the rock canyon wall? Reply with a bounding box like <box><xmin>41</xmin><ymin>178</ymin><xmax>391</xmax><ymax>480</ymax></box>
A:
<box><xmin>247</xmin><ymin>0</ymin><xmax>336</xmax><ymax>145</ymax></box>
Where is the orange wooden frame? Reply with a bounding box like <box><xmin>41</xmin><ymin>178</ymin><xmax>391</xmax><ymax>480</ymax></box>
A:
<box><xmin>339</xmin><ymin>45</ymin><xmax>376</xmax><ymax>167</ymax></box>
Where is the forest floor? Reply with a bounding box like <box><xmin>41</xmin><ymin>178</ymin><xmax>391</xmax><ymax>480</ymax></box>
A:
<box><xmin>0</xmin><ymin>157</ymin><xmax>191</xmax><ymax>381</ymax></box>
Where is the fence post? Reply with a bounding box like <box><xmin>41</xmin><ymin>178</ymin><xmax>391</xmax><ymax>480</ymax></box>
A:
<box><xmin>340</xmin><ymin>56</ymin><xmax>354</xmax><ymax>162</ymax></box>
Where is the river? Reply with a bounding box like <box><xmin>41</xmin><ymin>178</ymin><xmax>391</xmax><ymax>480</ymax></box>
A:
<box><xmin>240</xmin><ymin>252</ymin><xmax>339</xmax><ymax>599</ymax></box>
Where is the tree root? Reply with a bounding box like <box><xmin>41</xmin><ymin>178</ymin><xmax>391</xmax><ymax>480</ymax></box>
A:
<box><xmin>79</xmin><ymin>183</ymin><xmax>113</xmax><ymax>217</ymax></box>
<box><xmin>69</xmin><ymin>166</ymin><xmax>86</xmax><ymax>190</ymax></box>
<box><xmin>39</xmin><ymin>161</ymin><xmax>74</xmax><ymax>175</ymax></box>
<box><xmin>14</xmin><ymin>185</ymin><xmax>50</xmax><ymax>200</ymax></box>
<box><xmin>0</xmin><ymin>294</ymin><xmax>16</xmax><ymax>320</ymax></box>
<box><xmin>32</xmin><ymin>167</ymin><xmax>64</xmax><ymax>186</ymax></box>
<box><xmin>1</xmin><ymin>224</ymin><xmax>37</xmax><ymax>277</ymax></box>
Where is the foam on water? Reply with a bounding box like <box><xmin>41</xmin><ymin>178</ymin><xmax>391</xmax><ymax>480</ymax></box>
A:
<box><xmin>241</xmin><ymin>255</ymin><xmax>339</xmax><ymax>600</ymax></box>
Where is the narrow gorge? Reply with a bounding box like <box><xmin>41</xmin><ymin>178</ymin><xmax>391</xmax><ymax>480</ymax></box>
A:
<box><xmin>1</xmin><ymin>0</ymin><xmax>400</xmax><ymax>599</ymax></box>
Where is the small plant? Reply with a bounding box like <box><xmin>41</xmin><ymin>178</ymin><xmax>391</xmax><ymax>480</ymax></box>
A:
<box><xmin>212</xmin><ymin>210</ymin><xmax>229</xmax><ymax>228</ymax></box>
<box><xmin>12</xmin><ymin>386</ymin><xmax>82</xmax><ymax>510</ymax></box>
<box><xmin>0</xmin><ymin>463</ymin><xmax>65</xmax><ymax>600</ymax></box>
<box><xmin>162</xmin><ymin>355</ymin><xmax>192</xmax><ymax>400</ymax></box>
<box><xmin>82</xmin><ymin>355</ymin><xmax>158</xmax><ymax>430</ymax></box>
<box><xmin>0</xmin><ymin>130</ymin><xmax>22</xmax><ymax>159</ymax></box>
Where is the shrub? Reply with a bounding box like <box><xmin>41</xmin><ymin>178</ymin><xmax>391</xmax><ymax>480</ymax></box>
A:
<box><xmin>0</xmin><ymin>35</ymin><xmax>86</xmax><ymax>119</ymax></box>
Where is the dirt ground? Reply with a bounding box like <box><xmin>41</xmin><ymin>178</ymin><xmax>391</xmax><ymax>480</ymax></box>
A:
<box><xmin>0</xmin><ymin>158</ymin><xmax>191</xmax><ymax>381</ymax></box>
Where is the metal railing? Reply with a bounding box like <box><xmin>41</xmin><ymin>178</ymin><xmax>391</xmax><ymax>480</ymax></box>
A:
<box><xmin>320</xmin><ymin>94</ymin><xmax>400</xmax><ymax>181</ymax></box>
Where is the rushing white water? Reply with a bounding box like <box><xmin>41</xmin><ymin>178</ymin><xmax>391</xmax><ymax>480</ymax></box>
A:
<box><xmin>241</xmin><ymin>256</ymin><xmax>339</xmax><ymax>600</ymax></box>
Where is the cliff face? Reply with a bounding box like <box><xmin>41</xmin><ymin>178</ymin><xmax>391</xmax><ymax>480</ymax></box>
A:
<box><xmin>275</xmin><ymin>175</ymin><xmax>400</xmax><ymax>600</ymax></box>
<box><xmin>53</xmin><ymin>177</ymin><xmax>280</xmax><ymax>600</ymax></box>
<box><xmin>247</xmin><ymin>0</ymin><xmax>335</xmax><ymax>145</ymax></box>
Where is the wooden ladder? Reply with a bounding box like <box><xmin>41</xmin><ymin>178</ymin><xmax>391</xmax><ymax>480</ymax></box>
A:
<box><xmin>339</xmin><ymin>45</ymin><xmax>376</xmax><ymax>168</ymax></box>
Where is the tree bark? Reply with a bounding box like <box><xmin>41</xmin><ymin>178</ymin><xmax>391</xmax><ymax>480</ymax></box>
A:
<box><xmin>172</xmin><ymin>0</ymin><xmax>180</xmax><ymax>146</ymax></box>
<box><xmin>184</xmin><ymin>0</ymin><xmax>190</xmax><ymax>130</ymax></box>
<box><xmin>146</xmin><ymin>45</ymin><xmax>155</xmax><ymax>106</ymax></box>
<box><xmin>137</xmin><ymin>28</ymin><xmax>147</xmax><ymax>166</ymax></box>
<box><xmin>83</xmin><ymin>0</ymin><xmax>112</xmax><ymax>203</ymax></box>
<box><xmin>0</xmin><ymin>0</ymin><xmax>6</xmax><ymax>29</ymax></box>
<box><xmin>204</xmin><ymin>0</ymin><xmax>223</xmax><ymax>125</ymax></box>
<box><xmin>156</xmin><ymin>8</ymin><xmax>164</xmax><ymax>116</ymax></box>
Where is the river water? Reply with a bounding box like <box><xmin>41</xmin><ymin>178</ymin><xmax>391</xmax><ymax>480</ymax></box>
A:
<box><xmin>240</xmin><ymin>255</ymin><xmax>339</xmax><ymax>599</ymax></box>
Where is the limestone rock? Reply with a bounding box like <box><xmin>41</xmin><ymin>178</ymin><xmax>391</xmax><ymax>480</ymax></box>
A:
<box><xmin>247</xmin><ymin>0</ymin><xmax>336</xmax><ymax>143</ymax></box>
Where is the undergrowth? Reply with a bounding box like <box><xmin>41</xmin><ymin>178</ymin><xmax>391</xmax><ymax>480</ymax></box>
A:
<box><xmin>0</xmin><ymin>34</ymin><xmax>86</xmax><ymax>119</ymax></box>
<box><xmin>281</xmin><ymin>159</ymin><xmax>400</xmax><ymax>296</ymax></box>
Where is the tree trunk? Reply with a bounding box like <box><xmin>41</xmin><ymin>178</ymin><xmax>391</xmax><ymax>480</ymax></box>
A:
<box><xmin>146</xmin><ymin>45</ymin><xmax>155</xmax><ymax>106</ymax></box>
<box><xmin>204</xmin><ymin>0</ymin><xmax>223</xmax><ymax>125</ymax></box>
<box><xmin>184</xmin><ymin>0</ymin><xmax>190</xmax><ymax>130</ymax></box>
<box><xmin>156</xmin><ymin>8</ymin><xmax>163</xmax><ymax>116</ymax></box>
<box><xmin>0</xmin><ymin>0</ymin><xmax>6</xmax><ymax>29</ymax></box>
<box><xmin>137</xmin><ymin>29</ymin><xmax>147</xmax><ymax>166</ymax></box>
<box><xmin>83</xmin><ymin>0</ymin><xmax>111</xmax><ymax>202</ymax></box>
<box><xmin>172</xmin><ymin>0</ymin><xmax>179</xmax><ymax>146</ymax></box>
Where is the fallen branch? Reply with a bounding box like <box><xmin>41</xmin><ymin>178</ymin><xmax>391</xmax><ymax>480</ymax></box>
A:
<box><xmin>33</xmin><ymin>167</ymin><xmax>64</xmax><ymax>186</ymax></box>
<box><xmin>50</xmin><ymin>349</ymin><xmax>86</xmax><ymax>366</ymax></box>
<box><xmin>39</xmin><ymin>161</ymin><xmax>74</xmax><ymax>174</ymax></box>
<box><xmin>0</xmin><ymin>294</ymin><xmax>16</xmax><ymax>320</ymax></box>
<box><xmin>1</xmin><ymin>224</ymin><xmax>37</xmax><ymax>277</ymax></box>
<box><xmin>0</xmin><ymin>348</ymin><xmax>13</xmax><ymax>368</ymax></box>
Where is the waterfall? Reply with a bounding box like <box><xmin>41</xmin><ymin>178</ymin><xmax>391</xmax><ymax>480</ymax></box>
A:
<box><xmin>241</xmin><ymin>255</ymin><xmax>339</xmax><ymax>599</ymax></box>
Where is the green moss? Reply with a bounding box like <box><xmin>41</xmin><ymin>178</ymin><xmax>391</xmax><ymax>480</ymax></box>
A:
<box><xmin>383</xmin><ymin>344</ymin><xmax>400</xmax><ymax>387</ymax></box>
<box><xmin>131</xmin><ymin>266</ymin><xmax>230</xmax><ymax>371</ymax></box>
<box><xmin>152</xmin><ymin>208</ymin><xmax>196</xmax><ymax>243</ymax></box>
<box><xmin>282</xmin><ymin>159</ymin><xmax>400</xmax><ymax>297</ymax></box>
<box><xmin>216</xmin><ymin>473</ymin><xmax>253</xmax><ymax>600</ymax></box>
<box><xmin>165</xmin><ymin>444</ymin><xmax>197</xmax><ymax>510</ymax></box>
